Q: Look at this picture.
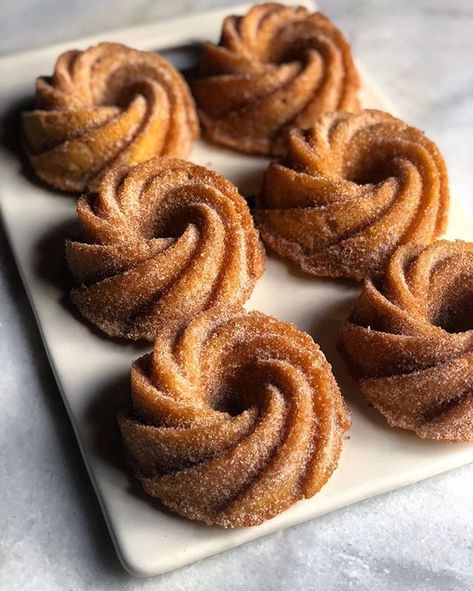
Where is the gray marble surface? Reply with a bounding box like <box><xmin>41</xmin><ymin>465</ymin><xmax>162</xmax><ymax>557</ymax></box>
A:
<box><xmin>1</xmin><ymin>1</ymin><xmax>472</xmax><ymax>589</ymax></box>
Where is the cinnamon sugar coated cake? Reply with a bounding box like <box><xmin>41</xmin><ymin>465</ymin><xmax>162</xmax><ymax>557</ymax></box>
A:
<box><xmin>119</xmin><ymin>307</ymin><xmax>350</xmax><ymax>527</ymax></box>
<box><xmin>255</xmin><ymin>110</ymin><xmax>450</xmax><ymax>280</ymax></box>
<box><xmin>22</xmin><ymin>42</ymin><xmax>198</xmax><ymax>191</ymax></box>
<box><xmin>66</xmin><ymin>157</ymin><xmax>264</xmax><ymax>340</ymax></box>
<box><xmin>193</xmin><ymin>2</ymin><xmax>360</xmax><ymax>156</ymax></box>
<box><xmin>339</xmin><ymin>241</ymin><xmax>473</xmax><ymax>442</ymax></box>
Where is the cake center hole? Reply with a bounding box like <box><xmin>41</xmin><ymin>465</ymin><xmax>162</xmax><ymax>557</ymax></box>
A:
<box><xmin>95</xmin><ymin>65</ymin><xmax>156</xmax><ymax>107</ymax></box>
<box><xmin>263</xmin><ymin>35</ymin><xmax>319</xmax><ymax>65</ymax></box>
<box><xmin>210</xmin><ymin>364</ymin><xmax>264</xmax><ymax>416</ymax></box>
<box><xmin>344</xmin><ymin>151</ymin><xmax>397</xmax><ymax>185</ymax></box>
<box><xmin>432</xmin><ymin>279</ymin><xmax>473</xmax><ymax>333</ymax></box>
<box><xmin>211</xmin><ymin>390</ymin><xmax>252</xmax><ymax>417</ymax></box>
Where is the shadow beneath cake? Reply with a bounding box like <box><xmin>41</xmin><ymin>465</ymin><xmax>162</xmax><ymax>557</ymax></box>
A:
<box><xmin>86</xmin><ymin>372</ymin><xmax>198</xmax><ymax>525</ymax></box>
<box><xmin>33</xmin><ymin>218</ymin><xmax>150</xmax><ymax>352</ymax></box>
<box><xmin>0</xmin><ymin>94</ymin><xmax>72</xmax><ymax>197</ymax></box>
<box><xmin>308</xmin><ymin>296</ymin><xmax>389</xmax><ymax>430</ymax></box>
<box><xmin>86</xmin><ymin>372</ymin><xmax>130</xmax><ymax>472</ymax></box>
<box><xmin>263</xmin><ymin>247</ymin><xmax>362</xmax><ymax>286</ymax></box>
<box><xmin>35</xmin><ymin>217</ymin><xmax>77</xmax><ymax>291</ymax></box>
<box><xmin>33</xmin><ymin>217</ymin><xmax>97</xmax><ymax>336</ymax></box>
<box><xmin>161</xmin><ymin>41</ymin><xmax>202</xmax><ymax>76</ymax></box>
<box><xmin>1</xmin><ymin>94</ymin><xmax>34</xmax><ymax>156</ymax></box>
<box><xmin>72</xmin><ymin>372</ymin><xmax>154</xmax><ymax>576</ymax></box>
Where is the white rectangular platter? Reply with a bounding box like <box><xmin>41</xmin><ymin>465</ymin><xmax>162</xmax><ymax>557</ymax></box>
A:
<box><xmin>1</xmin><ymin>1</ymin><xmax>472</xmax><ymax>578</ymax></box>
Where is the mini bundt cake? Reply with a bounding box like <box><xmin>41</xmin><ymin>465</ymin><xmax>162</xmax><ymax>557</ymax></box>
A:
<box><xmin>193</xmin><ymin>2</ymin><xmax>360</xmax><ymax>156</ymax></box>
<box><xmin>66</xmin><ymin>157</ymin><xmax>264</xmax><ymax>340</ymax></box>
<box><xmin>22</xmin><ymin>42</ymin><xmax>198</xmax><ymax>191</ymax></box>
<box><xmin>255</xmin><ymin>110</ymin><xmax>449</xmax><ymax>280</ymax></box>
<box><xmin>338</xmin><ymin>240</ymin><xmax>473</xmax><ymax>442</ymax></box>
<box><xmin>119</xmin><ymin>307</ymin><xmax>350</xmax><ymax>527</ymax></box>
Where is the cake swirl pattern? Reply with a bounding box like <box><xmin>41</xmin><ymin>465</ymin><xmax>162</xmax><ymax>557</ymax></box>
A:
<box><xmin>119</xmin><ymin>307</ymin><xmax>350</xmax><ymax>527</ymax></box>
<box><xmin>22</xmin><ymin>42</ymin><xmax>199</xmax><ymax>191</ymax></box>
<box><xmin>338</xmin><ymin>241</ymin><xmax>473</xmax><ymax>442</ymax></box>
<box><xmin>193</xmin><ymin>2</ymin><xmax>360</xmax><ymax>156</ymax></box>
<box><xmin>66</xmin><ymin>157</ymin><xmax>264</xmax><ymax>340</ymax></box>
<box><xmin>255</xmin><ymin>110</ymin><xmax>449</xmax><ymax>280</ymax></box>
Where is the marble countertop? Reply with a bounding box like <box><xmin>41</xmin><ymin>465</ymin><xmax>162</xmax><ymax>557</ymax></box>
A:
<box><xmin>1</xmin><ymin>1</ymin><xmax>472</xmax><ymax>589</ymax></box>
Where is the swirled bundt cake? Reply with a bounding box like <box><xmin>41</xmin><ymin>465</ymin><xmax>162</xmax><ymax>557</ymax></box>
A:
<box><xmin>66</xmin><ymin>157</ymin><xmax>264</xmax><ymax>340</ymax></box>
<box><xmin>255</xmin><ymin>110</ymin><xmax>449</xmax><ymax>280</ymax></box>
<box><xmin>338</xmin><ymin>241</ymin><xmax>473</xmax><ymax>442</ymax></box>
<box><xmin>193</xmin><ymin>2</ymin><xmax>360</xmax><ymax>156</ymax></box>
<box><xmin>22</xmin><ymin>42</ymin><xmax>198</xmax><ymax>191</ymax></box>
<box><xmin>119</xmin><ymin>307</ymin><xmax>350</xmax><ymax>527</ymax></box>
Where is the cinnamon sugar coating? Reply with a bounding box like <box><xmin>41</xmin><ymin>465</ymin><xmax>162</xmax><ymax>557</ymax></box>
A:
<box><xmin>22</xmin><ymin>42</ymin><xmax>198</xmax><ymax>192</ymax></box>
<box><xmin>193</xmin><ymin>2</ymin><xmax>360</xmax><ymax>156</ymax></box>
<box><xmin>338</xmin><ymin>241</ymin><xmax>473</xmax><ymax>442</ymax></box>
<box><xmin>119</xmin><ymin>308</ymin><xmax>350</xmax><ymax>527</ymax></box>
<box><xmin>66</xmin><ymin>157</ymin><xmax>264</xmax><ymax>340</ymax></box>
<box><xmin>255</xmin><ymin>110</ymin><xmax>449</xmax><ymax>280</ymax></box>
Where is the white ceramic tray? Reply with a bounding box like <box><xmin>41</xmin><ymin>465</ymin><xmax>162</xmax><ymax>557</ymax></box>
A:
<box><xmin>1</xmin><ymin>1</ymin><xmax>472</xmax><ymax>578</ymax></box>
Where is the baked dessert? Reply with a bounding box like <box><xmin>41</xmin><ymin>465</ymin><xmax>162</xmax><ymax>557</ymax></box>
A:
<box><xmin>338</xmin><ymin>240</ymin><xmax>473</xmax><ymax>442</ymax></box>
<box><xmin>66</xmin><ymin>157</ymin><xmax>264</xmax><ymax>340</ymax></box>
<box><xmin>193</xmin><ymin>2</ymin><xmax>360</xmax><ymax>156</ymax></box>
<box><xmin>119</xmin><ymin>307</ymin><xmax>350</xmax><ymax>527</ymax></box>
<box><xmin>255</xmin><ymin>110</ymin><xmax>449</xmax><ymax>280</ymax></box>
<box><xmin>22</xmin><ymin>42</ymin><xmax>198</xmax><ymax>192</ymax></box>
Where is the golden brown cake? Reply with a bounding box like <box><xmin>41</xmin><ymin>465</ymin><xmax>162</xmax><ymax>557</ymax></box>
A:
<box><xmin>338</xmin><ymin>241</ymin><xmax>473</xmax><ymax>442</ymax></box>
<box><xmin>22</xmin><ymin>42</ymin><xmax>198</xmax><ymax>192</ymax></box>
<box><xmin>66</xmin><ymin>157</ymin><xmax>264</xmax><ymax>340</ymax></box>
<box><xmin>193</xmin><ymin>2</ymin><xmax>360</xmax><ymax>156</ymax></box>
<box><xmin>119</xmin><ymin>307</ymin><xmax>350</xmax><ymax>527</ymax></box>
<box><xmin>255</xmin><ymin>110</ymin><xmax>450</xmax><ymax>280</ymax></box>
